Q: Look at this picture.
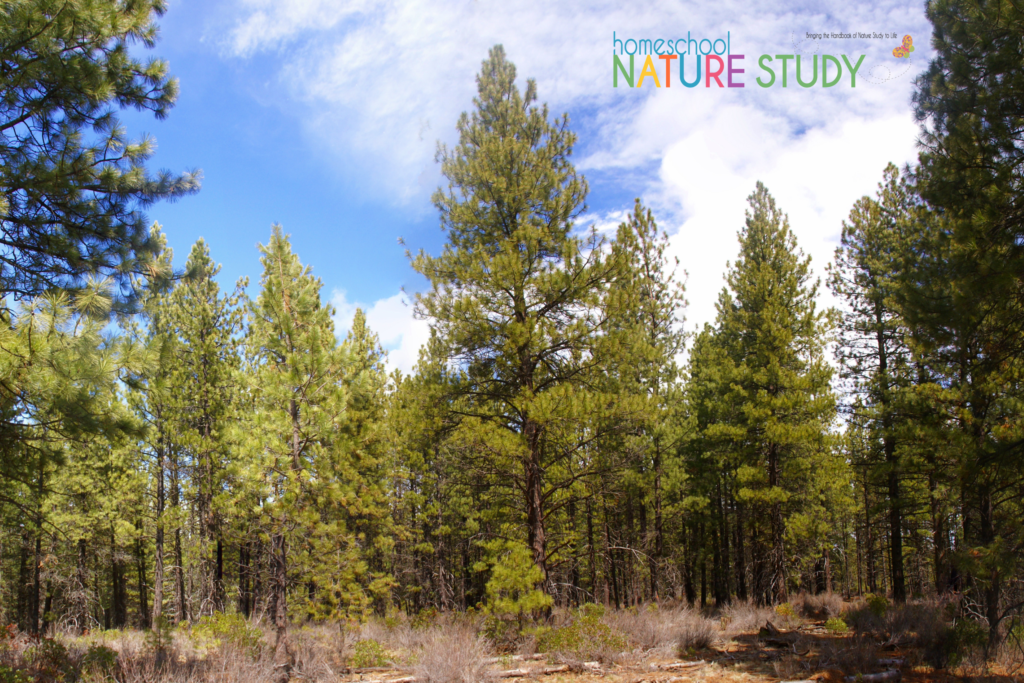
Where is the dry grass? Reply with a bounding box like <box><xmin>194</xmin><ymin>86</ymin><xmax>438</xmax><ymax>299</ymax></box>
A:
<box><xmin>816</xmin><ymin>634</ymin><xmax>880</xmax><ymax>675</ymax></box>
<box><xmin>602</xmin><ymin>606</ymin><xmax>689</xmax><ymax>653</ymax></box>
<box><xmin>413</xmin><ymin>624</ymin><xmax>490</xmax><ymax>683</ymax></box>
<box><xmin>792</xmin><ymin>591</ymin><xmax>844</xmax><ymax>620</ymax></box>
<box><xmin>721</xmin><ymin>600</ymin><xmax>800</xmax><ymax>635</ymax></box>
<box><xmin>676</xmin><ymin>610</ymin><xmax>720</xmax><ymax>652</ymax></box>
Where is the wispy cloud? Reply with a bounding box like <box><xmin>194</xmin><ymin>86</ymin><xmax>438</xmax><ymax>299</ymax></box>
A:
<box><xmin>223</xmin><ymin>0</ymin><xmax>931</xmax><ymax>352</ymax></box>
<box><xmin>333</xmin><ymin>289</ymin><xmax>430</xmax><ymax>375</ymax></box>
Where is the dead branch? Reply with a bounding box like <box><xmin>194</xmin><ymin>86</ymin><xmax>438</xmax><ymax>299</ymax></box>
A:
<box><xmin>844</xmin><ymin>670</ymin><xmax>900</xmax><ymax>683</ymax></box>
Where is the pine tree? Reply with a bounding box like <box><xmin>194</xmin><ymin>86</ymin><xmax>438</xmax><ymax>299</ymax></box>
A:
<box><xmin>603</xmin><ymin>200</ymin><xmax>687</xmax><ymax>600</ymax></box>
<box><xmin>244</xmin><ymin>225</ymin><xmax>345</xmax><ymax>680</ymax></box>
<box><xmin>829</xmin><ymin>164</ymin><xmax>916</xmax><ymax>602</ymax></box>
<box><xmin>412</xmin><ymin>45</ymin><xmax>620</xmax><ymax>593</ymax></box>
<box><xmin>712</xmin><ymin>183</ymin><xmax>835</xmax><ymax>604</ymax></box>
<box><xmin>161</xmin><ymin>240</ymin><xmax>245</xmax><ymax>616</ymax></box>
<box><xmin>0</xmin><ymin>0</ymin><xmax>199</xmax><ymax>306</ymax></box>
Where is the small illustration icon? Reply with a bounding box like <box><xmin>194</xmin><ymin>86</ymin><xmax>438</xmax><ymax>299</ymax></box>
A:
<box><xmin>892</xmin><ymin>35</ymin><xmax>914</xmax><ymax>58</ymax></box>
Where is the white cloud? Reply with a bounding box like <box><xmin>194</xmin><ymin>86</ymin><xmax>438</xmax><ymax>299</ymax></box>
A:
<box><xmin>225</xmin><ymin>0</ymin><xmax>932</xmax><ymax>361</ymax></box>
<box><xmin>332</xmin><ymin>289</ymin><xmax>431</xmax><ymax>375</ymax></box>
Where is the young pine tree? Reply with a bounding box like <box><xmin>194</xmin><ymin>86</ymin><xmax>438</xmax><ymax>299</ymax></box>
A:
<box><xmin>244</xmin><ymin>226</ymin><xmax>345</xmax><ymax>681</ymax></box>
<box><xmin>713</xmin><ymin>183</ymin><xmax>835</xmax><ymax>605</ymax></box>
<box><xmin>829</xmin><ymin>164</ymin><xmax>916</xmax><ymax>603</ymax></box>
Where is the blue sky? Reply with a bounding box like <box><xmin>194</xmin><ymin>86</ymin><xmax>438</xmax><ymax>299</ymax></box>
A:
<box><xmin>132</xmin><ymin>0</ymin><xmax>933</xmax><ymax>373</ymax></box>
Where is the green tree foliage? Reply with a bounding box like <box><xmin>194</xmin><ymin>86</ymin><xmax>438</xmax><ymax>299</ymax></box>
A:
<box><xmin>911</xmin><ymin>0</ymin><xmax>1024</xmax><ymax>646</ymax></box>
<box><xmin>243</xmin><ymin>225</ymin><xmax>345</xmax><ymax>680</ymax></box>
<box><xmin>913</xmin><ymin>0</ymin><xmax>1024</xmax><ymax>352</ymax></box>
<box><xmin>158</xmin><ymin>240</ymin><xmax>246</xmax><ymax>617</ymax></box>
<box><xmin>829</xmin><ymin>164</ymin><xmax>917</xmax><ymax>603</ymax></box>
<box><xmin>701</xmin><ymin>183</ymin><xmax>836</xmax><ymax>605</ymax></box>
<box><xmin>412</xmin><ymin>45</ymin><xmax>622</xmax><ymax>593</ymax></box>
<box><xmin>0</xmin><ymin>0</ymin><xmax>199</xmax><ymax>305</ymax></box>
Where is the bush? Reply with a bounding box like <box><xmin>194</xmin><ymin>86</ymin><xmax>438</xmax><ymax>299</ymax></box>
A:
<box><xmin>81</xmin><ymin>644</ymin><xmax>118</xmax><ymax>677</ymax></box>
<box><xmin>601</xmin><ymin>605</ymin><xmax>679</xmax><ymax>651</ymax></box>
<box><xmin>866</xmin><ymin>594</ymin><xmax>889</xmax><ymax>618</ymax></box>
<box><xmin>722</xmin><ymin>600</ymin><xmax>799</xmax><ymax>633</ymax></box>
<box><xmin>191</xmin><ymin>612</ymin><xmax>263</xmax><ymax>655</ymax></box>
<box><xmin>412</xmin><ymin>608</ymin><xmax>440</xmax><ymax>630</ymax></box>
<box><xmin>795</xmin><ymin>592</ymin><xmax>844</xmax><ymax>619</ymax></box>
<box><xmin>825</xmin><ymin>617</ymin><xmax>849</xmax><ymax>634</ymax></box>
<box><xmin>885</xmin><ymin>602</ymin><xmax>945</xmax><ymax>647</ymax></box>
<box><xmin>351</xmin><ymin>638</ymin><xmax>389</xmax><ymax>668</ymax></box>
<box><xmin>819</xmin><ymin>635</ymin><xmax>879</xmax><ymax>674</ymax></box>
<box><xmin>677</xmin><ymin>612</ymin><xmax>718</xmax><ymax>653</ymax></box>
<box><xmin>844</xmin><ymin>602</ymin><xmax>885</xmax><ymax>634</ymax></box>
<box><xmin>947</xmin><ymin>619</ymin><xmax>987</xmax><ymax>668</ymax></box>
<box><xmin>414</xmin><ymin>626</ymin><xmax>489</xmax><ymax>683</ymax></box>
<box><xmin>535</xmin><ymin>609</ymin><xmax>627</xmax><ymax>663</ymax></box>
<box><xmin>775</xmin><ymin>602</ymin><xmax>797</xmax><ymax>619</ymax></box>
<box><xmin>0</xmin><ymin>666</ymin><xmax>28</xmax><ymax>683</ymax></box>
<box><xmin>24</xmin><ymin>638</ymin><xmax>74</xmax><ymax>681</ymax></box>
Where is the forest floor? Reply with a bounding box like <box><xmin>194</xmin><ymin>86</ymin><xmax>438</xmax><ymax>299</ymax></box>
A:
<box><xmin>332</xmin><ymin>615</ymin><xmax>1022</xmax><ymax>683</ymax></box>
<box><xmin>4</xmin><ymin>600</ymin><xmax>1023</xmax><ymax>682</ymax></box>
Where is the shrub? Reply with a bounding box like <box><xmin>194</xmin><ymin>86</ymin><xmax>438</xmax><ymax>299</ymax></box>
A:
<box><xmin>825</xmin><ymin>617</ymin><xmax>849</xmax><ymax>634</ymax></box>
<box><xmin>722</xmin><ymin>600</ymin><xmax>799</xmax><ymax>633</ymax></box>
<box><xmin>535</xmin><ymin>609</ymin><xmax>627</xmax><ymax>663</ymax></box>
<box><xmin>795</xmin><ymin>592</ymin><xmax>844</xmax><ymax>619</ymax></box>
<box><xmin>24</xmin><ymin>638</ymin><xmax>74</xmax><ymax>681</ymax></box>
<box><xmin>0</xmin><ymin>666</ymin><xmax>28</xmax><ymax>683</ymax></box>
<box><xmin>947</xmin><ymin>619</ymin><xmax>987</xmax><ymax>668</ymax></box>
<box><xmin>601</xmin><ymin>606</ymin><xmax>679</xmax><ymax>651</ymax></box>
<box><xmin>818</xmin><ymin>635</ymin><xmax>879</xmax><ymax>674</ymax></box>
<box><xmin>81</xmin><ymin>644</ymin><xmax>118</xmax><ymax>677</ymax></box>
<box><xmin>866</xmin><ymin>594</ymin><xmax>889</xmax><ymax>618</ymax></box>
<box><xmin>191</xmin><ymin>612</ymin><xmax>263</xmax><ymax>655</ymax></box>
<box><xmin>351</xmin><ymin>638</ymin><xmax>389</xmax><ymax>668</ymax></box>
<box><xmin>144</xmin><ymin>615</ymin><xmax>175</xmax><ymax>660</ymax></box>
<box><xmin>414</xmin><ymin>626</ymin><xmax>489</xmax><ymax>683</ymax></box>
<box><xmin>775</xmin><ymin>602</ymin><xmax>797</xmax><ymax>619</ymax></box>
<box><xmin>996</xmin><ymin>618</ymin><xmax>1024</xmax><ymax>669</ymax></box>
<box><xmin>885</xmin><ymin>602</ymin><xmax>944</xmax><ymax>647</ymax></box>
<box><xmin>677</xmin><ymin>612</ymin><xmax>718</xmax><ymax>653</ymax></box>
<box><xmin>844</xmin><ymin>601</ymin><xmax>885</xmax><ymax>634</ymax></box>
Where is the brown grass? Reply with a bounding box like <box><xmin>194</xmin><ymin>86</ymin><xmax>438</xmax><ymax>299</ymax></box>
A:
<box><xmin>677</xmin><ymin>610</ymin><xmax>720</xmax><ymax>652</ymax></box>
<box><xmin>721</xmin><ymin>600</ymin><xmax>801</xmax><ymax>635</ymax></box>
<box><xmin>793</xmin><ymin>592</ymin><xmax>845</xmax><ymax>620</ymax></box>
<box><xmin>413</xmin><ymin>624</ymin><xmax>490</xmax><ymax>683</ymax></box>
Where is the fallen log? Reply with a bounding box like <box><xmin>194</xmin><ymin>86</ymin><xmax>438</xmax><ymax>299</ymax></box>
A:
<box><xmin>876</xmin><ymin>658</ymin><xmax>904</xmax><ymax>667</ymax></box>
<box><xmin>354</xmin><ymin>677</ymin><xmax>416</xmax><ymax>683</ymax></box>
<box><xmin>497</xmin><ymin>663</ymin><xmax>600</xmax><ymax>678</ymax></box>
<box><xmin>484</xmin><ymin>654</ymin><xmax>546</xmax><ymax>666</ymax></box>
<box><xmin>844</xmin><ymin>670</ymin><xmax>900</xmax><ymax>683</ymax></box>
<box><xmin>647</xmin><ymin>660</ymin><xmax>706</xmax><ymax>672</ymax></box>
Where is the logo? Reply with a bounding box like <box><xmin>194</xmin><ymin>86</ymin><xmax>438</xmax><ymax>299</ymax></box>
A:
<box><xmin>892</xmin><ymin>35</ymin><xmax>914</xmax><ymax>58</ymax></box>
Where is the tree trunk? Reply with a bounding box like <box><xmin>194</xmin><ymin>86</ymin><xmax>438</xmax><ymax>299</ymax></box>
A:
<box><xmin>154</xmin><ymin>442</ymin><xmax>165</xmax><ymax>629</ymax></box>
<box><xmin>137</xmin><ymin>529</ymin><xmax>149</xmax><ymax>629</ymax></box>
<box><xmin>734</xmin><ymin>496</ymin><xmax>748</xmax><ymax>601</ymax></box>
<box><xmin>885</xmin><ymin>431</ymin><xmax>905</xmax><ymax>603</ymax></box>
<box><xmin>979</xmin><ymin>484</ymin><xmax>1001</xmax><ymax>651</ymax></box>
<box><xmin>767</xmin><ymin>444</ymin><xmax>787</xmax><ymax>604</ymax></box>
<box><xmin>651</xmin><ymin>454</ymin><xmax>663</xmax><ymax>601</ymax></box>
<box><xmin>271</xmin><ymin>530</ymin><xmax>290</xmax><ymax>682</ymax></box>
<box><xmin>77</xmin><ymin>538</ymin><xmax>89</xmax><ymax>633</ymax></box>
<box><xmin>171</xmin><ymin>449</ymin><xmax>187</xmax><ymax>623</ymax></box>
<box><xmin>524</xmin><ymin>418</ymin><xmax>548</xmax><ymax>589</ymax></box>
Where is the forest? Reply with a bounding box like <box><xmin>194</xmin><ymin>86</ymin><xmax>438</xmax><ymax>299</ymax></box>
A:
<box><xmin>1</xmin><ymin>0</ymin><xmax>1023</xmax><ymax>682</ymax></box>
